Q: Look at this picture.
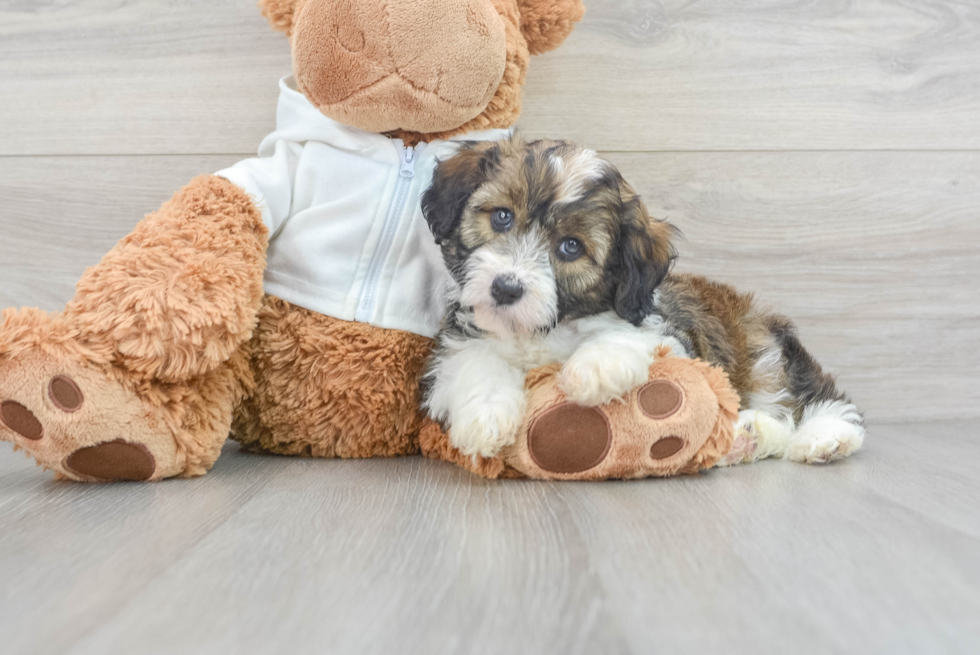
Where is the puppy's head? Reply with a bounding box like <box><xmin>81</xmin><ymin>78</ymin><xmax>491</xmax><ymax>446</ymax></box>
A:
<box><xmin>422</xmin><ymin>135</ymin><xmax>677</xmax><ymax>336</ymax></box>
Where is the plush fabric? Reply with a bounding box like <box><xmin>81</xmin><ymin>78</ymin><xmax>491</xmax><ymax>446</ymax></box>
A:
<box><xmin>518</xmin><ymin>0</ymin><xmax>587</xmax><ymax>55</ymax></box>
<box><xmin>262</xmin><ymin>0</ymin><xmax>581</xmax><ymax>144</ymax></box>
<box><xmin>233</xmin><ymin>297</ymin><xmax>433</xmax><ymax>459</ymax></box>
<box><xmin>419</xmin><ymin>420</ymin><xmax>526</xmax><ymax>479</ymax></box>
<box><xmin>291</xmin><ymin>0</ymin><xmax>508</xmax><ymax>135</ymax></box>
<box><xmin>1</xmin><ymin>0</ymin><xmax>737</xmax><ymax>483</ymax></box>
<box><xmin>419</xmin><ymin>349</ymin><xmax>741</xmax><ymax>481</ymax></box>
<box><xmin>0</xmin><ymin>177</ymin><xmax>262</xmax><ymax>481</ymax></box>
<box><xmin>65</xmin><ymin>174</ymin><xmax>268</xmax><ymax>384</ymax></box>
<box><xmin>10</xmin><ymin>0</ymin><xmax>756</xmax><ymax>485</ymax></box>
<box><xmin>259</xmin><ymin>0</ymin><xmax>307</xmax><ymax>36</ymax></box>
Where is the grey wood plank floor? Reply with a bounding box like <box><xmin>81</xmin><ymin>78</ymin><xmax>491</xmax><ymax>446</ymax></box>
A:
<box><xmin>2</xmin><ymin>0</ymin><xmax>979</xmax><ymax>653</ymax></box>
<box><xmin>0</xmin><ymin>421</ymin><xmax>977</xmax><ymax>655</ymax></box>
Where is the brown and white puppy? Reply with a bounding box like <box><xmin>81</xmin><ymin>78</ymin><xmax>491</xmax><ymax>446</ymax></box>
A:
<box><xmin>421</xmin><ymin>135</ymin><xmax>865</xmax><ymax>464</ymax></box>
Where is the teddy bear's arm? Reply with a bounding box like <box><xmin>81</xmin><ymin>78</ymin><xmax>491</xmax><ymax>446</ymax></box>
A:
<box><xmin>217</xmin><ymin>139</ymin><xmax>303</xmax><ymax>238</ymax></box>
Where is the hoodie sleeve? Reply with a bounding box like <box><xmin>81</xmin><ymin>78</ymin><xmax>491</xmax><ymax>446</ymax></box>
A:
<box><xmin>216</xmin><ymin>139</ymin><xmax>302</xmax><ymax>237</ymax></box>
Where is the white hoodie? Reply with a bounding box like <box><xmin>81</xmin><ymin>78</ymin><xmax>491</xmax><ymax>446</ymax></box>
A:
<box><xmin>217</xmin><ymin>76</ymin><xmax>510</xmax><ymax>338</ymax></box>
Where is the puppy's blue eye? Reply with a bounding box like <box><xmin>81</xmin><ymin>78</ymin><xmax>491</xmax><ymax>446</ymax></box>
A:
<box><xmin>491</xmin><ymin>208</ymin><xmax>515</xmax><ymax>232</ymax></box>
<box><xmin>558</xmin><ymin>237</ymin><xmax>584</xmax><ymax>261</ymax></box>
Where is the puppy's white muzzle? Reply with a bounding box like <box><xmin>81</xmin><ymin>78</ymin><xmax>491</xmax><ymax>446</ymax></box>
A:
<box><xmin>460</xmin><ymin>233</ymin><xmax>558</xmax><ymax>336</ymax></box>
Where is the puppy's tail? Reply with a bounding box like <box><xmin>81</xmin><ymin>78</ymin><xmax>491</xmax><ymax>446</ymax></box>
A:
<box><xmin>768</xmin><ymin>319</ymin><xmax>866</xmax><ymax>464</ymax></box>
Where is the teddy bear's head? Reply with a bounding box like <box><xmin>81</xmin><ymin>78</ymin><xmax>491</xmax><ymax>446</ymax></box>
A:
<box><xmin>258</xmin><ymin>0</ymin><xmax>585</xmax><ymax>142</ymax></box>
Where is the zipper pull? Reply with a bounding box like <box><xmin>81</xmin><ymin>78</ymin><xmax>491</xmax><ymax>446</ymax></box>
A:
<box><xmin>400</xmin><ymin>145</ymin><xmax>416</xmax><ymax>179</ymax></box>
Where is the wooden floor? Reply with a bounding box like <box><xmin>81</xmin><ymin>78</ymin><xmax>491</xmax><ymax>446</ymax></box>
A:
<box><xmin>1</xmin><ymin>421</ymin><xmax>978</xmax><ymax>654</ymax></box>
<box><xmin>1</xmin><ymin>1</ymin><xmax>979</xmax><ymax>653</ymax></box>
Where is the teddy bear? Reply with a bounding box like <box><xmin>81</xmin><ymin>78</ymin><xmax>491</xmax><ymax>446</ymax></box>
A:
<box><xmin>0</xmin><ymin>0</ymin><xmax>590</xmax><ymax>482</ymax></box>
<box><xmin>0</xmin><ymin>0</ymin><xmax>738</xmax><ymax>483</ymax></box>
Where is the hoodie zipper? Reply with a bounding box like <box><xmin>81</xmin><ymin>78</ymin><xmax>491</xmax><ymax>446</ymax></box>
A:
<box><xmin>355</xmin><ymin>141</ymin><xmax>426</xmax><ymax>324</ymax></box>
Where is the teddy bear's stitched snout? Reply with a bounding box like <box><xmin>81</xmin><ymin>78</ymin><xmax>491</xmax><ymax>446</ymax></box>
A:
<box><xmin>290</xmin><ymin>0</ymin><xmax>509</xmax><ymax>134</ymax></box>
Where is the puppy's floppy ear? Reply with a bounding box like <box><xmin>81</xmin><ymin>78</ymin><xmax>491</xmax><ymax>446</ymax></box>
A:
<box><xmin>259</xmin><ymin>0</ymin><xmax>304</xmax><ymax>36</ymax></box>
<box><xmin>422</xmin><ymin>143</ymin><xmax>498</xmax><ymax>245</ymax></box>
<box><xmin>517</xmin><ymin>0</ymin><xmax>586</xmax><ymax>55</ymax></box>
<box><xmin>613</xmin><ymin>196</ymin><xmax>677</xmax><ymax>326</ymax></box>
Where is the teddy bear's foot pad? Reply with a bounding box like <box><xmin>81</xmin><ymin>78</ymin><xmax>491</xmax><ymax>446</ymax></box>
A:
<box><xmin>0</xmin><ymin>400</ymin><xmax>45</xmax><ymax>440</ymax></box>
<box><xmin>64</xmin><ymin>439</ymin><xmax>156</xmax><ymax>481</ymax></box>
<box><xmin>528</xmin><ymin>403</ymin><xmax>611</xmax><ymax>474</ymax></box>
<box><xmin>0</xmin><ymin>355</ymin><xmax>179</xmax><ymax>482</ymax></box>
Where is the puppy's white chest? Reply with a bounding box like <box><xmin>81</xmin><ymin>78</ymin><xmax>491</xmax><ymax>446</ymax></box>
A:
<box><xmin>492</xmin><ymin>322</ymin><xmax>595</xmax><ymax>372</ymax></box>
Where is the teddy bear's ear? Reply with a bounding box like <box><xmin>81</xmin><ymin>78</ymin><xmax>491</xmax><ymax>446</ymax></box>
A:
<box><xmin>516</xmin><ymin>0</ymin><xmax>586</xmax><ymax>55</ymax></box>
<box><xmin>258</xmin><ymin>0</ymin><xmax>303</xmax><ymax>36</ymax></box>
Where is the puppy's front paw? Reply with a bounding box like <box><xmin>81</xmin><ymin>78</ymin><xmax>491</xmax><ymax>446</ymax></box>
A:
<box><xmin>449</xmin><ymin>391</ymin><xmax>526</xmax><ymax>459</ymax></box>
<box><xmin>558</xmin><ymin>344</ymin><xmax>651</xmax><ymax>407</ymax></box>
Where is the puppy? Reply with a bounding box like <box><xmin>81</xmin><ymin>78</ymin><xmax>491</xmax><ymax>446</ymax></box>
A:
<box><xmin>420</xmin><ymin>135</ymin><xmax>865</xmax><ymax>466</ymax></box>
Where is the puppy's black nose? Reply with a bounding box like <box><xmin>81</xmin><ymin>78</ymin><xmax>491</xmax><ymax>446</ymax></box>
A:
<box><xmin>491</xmin><ymin>277</ymin><xmax>525</xmax><ymax>306</ymax></box>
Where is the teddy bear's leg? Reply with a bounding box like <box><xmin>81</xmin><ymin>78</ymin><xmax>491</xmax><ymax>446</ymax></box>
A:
<box><xmin>0</xmin><ymin>175</ymin><xmax>268</xmax><ymax>481</ymax></box>
<box><xmin>231</xmin><ymin>297</ymin><xmax>432</xmax><ymax>459</ymax></box>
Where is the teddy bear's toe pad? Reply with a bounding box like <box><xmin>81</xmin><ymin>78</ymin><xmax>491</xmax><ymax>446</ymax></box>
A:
<box><xmin>49</xmin><ymin>375</ymin><xmax>84</xmax><ymax>412</ymax></box>
<box><xmin>2</xmin><ymin>375</ymin><xmax>86</xmax><ymax>439</ymax></box>
<box><xmin>638</xmin><ymin>380</ymin><xmax>684</xmax><ymax>419</ymax></box>
<box><xmin>528</xmin><ymin>403</ymin><xmax>611</xmax><ymax>474</ymax></box>
<box><xmin>1</xmin><ymin>401</ymin><xmax>45</xmax><ymax>440</ymax></box>
<box><xmin>65</xmin><ymin>440</ymin><xmax>156</xmax><ymax>481</ymax></box>
<box><xmin>0</xmin><ymin>351</ymin><xmax>185</xmax><ymax>482</ymax></box>
<box><xmin>649</xmin><ymin>436</ymin><xmax>686</xmax><ymax>460</ymax></box>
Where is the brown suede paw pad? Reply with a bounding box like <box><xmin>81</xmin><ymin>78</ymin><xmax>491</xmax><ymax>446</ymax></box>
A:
<box><xmin>64</xmin><ymin>440</ymin><xmax>156</xmax><ymax>482</ymax></box>
<box><xmin>638</xmin><ymin>380</ymin><xmax>684</xmax><ymax>419</ymax></box>
<box><xmin>650</xmin><ymin>436</ymin><xmax>686</xmax><ymax>460</ymax></box>
<box><xmin>0</xmin><ymin>401</ymin><xmax>44</xmax><ymax>440</ymax></box>
<box><xmin>528</xmin><ymin>403</ymin><xmax>611</xmax><ymax>474</ymax></box>
<box><xmin>49</xmin><ymin>375</ymin><xmax>85</xmax><ymax>412</ymax></box>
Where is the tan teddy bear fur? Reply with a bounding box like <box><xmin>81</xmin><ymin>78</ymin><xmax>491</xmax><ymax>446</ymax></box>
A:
<box><xmin>0</xmin><ymin>0</ymin><xmax>586</xmax><ymax>481</ymax></box>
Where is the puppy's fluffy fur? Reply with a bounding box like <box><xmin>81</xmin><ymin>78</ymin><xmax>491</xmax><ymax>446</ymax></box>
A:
<box><xmin>421</xmin><ymin>135</ymin><xmax>865</xmax><ymax>465</ymax></box>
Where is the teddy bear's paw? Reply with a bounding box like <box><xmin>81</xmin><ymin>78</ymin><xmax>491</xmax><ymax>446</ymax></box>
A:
<box><xmin>785</xmin><ymin>401</ymin><xmax>865</xmax><ymax>464</ymax></box>
<box><xmin>558</xmin><ymin>343</ymin><xmax>651</xmax><ymax>407</ymax></box>
<box><xmin>0</xmin><ymin>351</ymin><xmax>179</xmax><ymax>482</ymax></box>
<box><xmin>449</xmin><ymin>390</ymin><xmax>526</xmax><ymax>459</ymax></box>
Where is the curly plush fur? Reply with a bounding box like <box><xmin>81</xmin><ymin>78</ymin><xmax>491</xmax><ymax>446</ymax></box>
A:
<box><xmin>233</xmin><ymin>297</ymin><xmax>433</xmax><ymax>459</ymax></box>
<box><xmin>0</xmin><ymin>0</ymin><xmax>588</xmax><ymax>482</ymax></box>
<box><xmin>0</xmin><ymin>177</ymin><xmax>263</xmax><ymax>480</ymax></box>
<box><xmin>518</xmin><ymin>0</ymin><xmax>586</xmax><ymax>55</ymax></box>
